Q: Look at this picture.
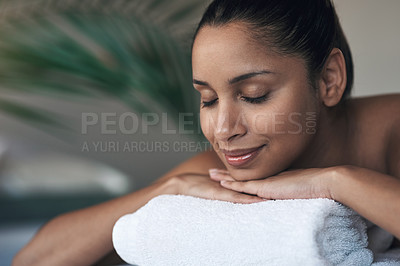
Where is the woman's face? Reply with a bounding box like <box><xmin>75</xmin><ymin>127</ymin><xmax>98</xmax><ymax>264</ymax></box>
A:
<box><xmin>192</xmin><ymin>24</ymin><xmax>321</xmax><ymax>180</ymax></box>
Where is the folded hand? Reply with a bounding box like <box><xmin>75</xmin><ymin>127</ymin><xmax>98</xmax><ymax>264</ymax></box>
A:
<box><xmin>209</xmin><ymin>167</ymin><xmax>335</xmax><ymax>200</ymax></box>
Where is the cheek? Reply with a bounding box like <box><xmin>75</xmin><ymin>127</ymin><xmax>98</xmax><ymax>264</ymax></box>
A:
<box><xmin>255</xmin><ymin>92</ymin><xmax>318</xmax><ymax>136</ymax></box>
<box><xmin>250</xmin><ymin>111</ymin><xmax>276</xmax><ymax>135</ymax></box>
<box><xmin>248</xmin><ymin>104</ymin><xmax>289</xmax><ymax>135</ymax></box>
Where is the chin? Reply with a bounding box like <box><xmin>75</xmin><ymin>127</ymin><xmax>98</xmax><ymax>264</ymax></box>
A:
<box><xmin>227</xmin><ymin>161</ymin><xmax>288</xmax><ymax>181</ymax></box>
<box><xmin>227</xmin><ymin>167</ymin><xmax>269</xmax><ymax>181</ymax></box>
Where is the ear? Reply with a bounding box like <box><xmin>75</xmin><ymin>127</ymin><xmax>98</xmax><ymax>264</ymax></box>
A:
<box><xmin>317</xmin><ymin>48</ymin><xmax>347</xmax><ymax>107</ymax></box>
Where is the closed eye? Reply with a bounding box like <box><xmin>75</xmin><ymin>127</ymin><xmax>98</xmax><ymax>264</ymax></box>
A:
<box><xmin>241</xmin><ymin>94</ymin><xmax>269</xmax><ymax>104</ymax></box>
<box><xmin>201</xmin><ymin>93</ymin><xmax>269</xmax><ymax>108</ymax></box>
<box><xmin>201</xmin><ymin>98</ymin><xmax>218</xmax><ymax>108</ymax></box>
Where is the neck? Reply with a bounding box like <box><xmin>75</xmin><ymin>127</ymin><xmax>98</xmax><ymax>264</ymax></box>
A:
<box><xmin>290</xmin><ymin>102</ymin><xmax>351</xmax><ymax>169</ymax></box>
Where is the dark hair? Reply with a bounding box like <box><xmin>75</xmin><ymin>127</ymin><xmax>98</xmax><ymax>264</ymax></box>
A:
<box><xmin>193</xmin><ymin>0</ymin><xmax>353</xmax><ymax>102</ymax></box>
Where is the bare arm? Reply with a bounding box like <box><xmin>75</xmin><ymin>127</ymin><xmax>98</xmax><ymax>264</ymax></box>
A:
<box><xmin>13</xmin><ymin>150</ymin><xmax>225</xmax><ymax>266</ymax></box>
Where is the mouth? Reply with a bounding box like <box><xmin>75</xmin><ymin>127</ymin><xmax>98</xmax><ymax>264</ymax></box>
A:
<box><xmin>220</xmin><ymin>144</ymin><xmax>266</xmax><ymax>167</ymax></box>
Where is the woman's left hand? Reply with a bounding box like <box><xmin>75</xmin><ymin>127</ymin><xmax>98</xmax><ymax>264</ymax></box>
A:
<box><xmin>209</xmin><ymin>167</ymin><xmax>336</xmax><ymax>200</ymax></box>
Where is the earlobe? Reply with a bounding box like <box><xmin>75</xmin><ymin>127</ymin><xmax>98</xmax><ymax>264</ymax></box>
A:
<box><xmin>318</xmin><ymin>48</ymin><xmax>347</xmax><ymax>107</ymax></box>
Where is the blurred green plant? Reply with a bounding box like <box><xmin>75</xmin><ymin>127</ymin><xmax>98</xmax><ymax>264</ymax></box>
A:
<box><xmin>0</xmin><ymin>0</ymin><xmax>207</xmax><ymax>140</ymax></box>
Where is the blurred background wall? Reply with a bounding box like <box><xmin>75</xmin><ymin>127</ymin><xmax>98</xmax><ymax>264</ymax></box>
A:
<box><xmin>334</xmin><ymin>0</ymin><xmax>400</xmax><ymax>97</ymax></box>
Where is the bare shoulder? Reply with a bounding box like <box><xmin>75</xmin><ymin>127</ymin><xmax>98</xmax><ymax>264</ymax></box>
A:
<box><xmin>353</xmin><ymin>93</ymin><xmax>400</xmax><ymax>177</ymax></box>
<box><xmin>387</xmin><ymin>123</ymin><xmax>400</xmax><ymax>178</ymax></box>
<box><xmin>365</xmin><ymin>94</ymin><xmax>400</xmax><ymax>178</ymax></box>
<box><xmin>347</xmin><ymin>93</ymin><xmax>400</xmax><ymax>134</ymax></box>
<box><xmin>346</xmin><ymin>94</ymin><xmax>400</xmax><ymax>174</ymax></box>
<box><xmin>348</xmin><ymin>93</ymin><xmax>400</xmax><ymax>121</ymax></box>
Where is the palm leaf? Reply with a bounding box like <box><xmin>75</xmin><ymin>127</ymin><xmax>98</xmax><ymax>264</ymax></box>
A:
<box><xmin>0</xmin><ymin>0</ymin><xmax>205</xmax><ymax>139</ymax></box>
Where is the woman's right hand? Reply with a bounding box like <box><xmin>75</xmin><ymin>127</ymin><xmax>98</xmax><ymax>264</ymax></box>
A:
<box><xmin>166</xmin><ymin>171</ymin><xmax>266</xmax><ymax>204</ymax></box>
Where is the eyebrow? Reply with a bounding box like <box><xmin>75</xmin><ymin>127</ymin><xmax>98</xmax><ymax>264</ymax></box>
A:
<box><xmin>193</xmin><ymin>70</ymin><xmax>274</xmax><ymax>87</ymax></box>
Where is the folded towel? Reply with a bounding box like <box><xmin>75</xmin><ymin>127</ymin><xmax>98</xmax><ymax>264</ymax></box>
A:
<box><xmin>373</xmin><ymin>248</ymin><xmax>400</xmax><ymax>266</ymax></box>
<box><xmin>113</xmin><ymin>195</ymin><xmax>374</xmax><ymax>266</ymax></box>
<box><xmin>366</xmin><ymin>221</ymin><xmax>400</xmax><ymax>265</ymax></box>
<box><xmin>367</xmin><ymin>220</ymin><xmax>395</xmax><ymax>254</ymax></box>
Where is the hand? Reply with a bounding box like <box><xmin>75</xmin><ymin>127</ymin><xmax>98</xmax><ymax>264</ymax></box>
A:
<box><xmin>168</xmin><ymin>172</ymin><xmax>266</xmax><ymax>204</ymax></box>
<box><xmin>209</xmin><ymin>167</ymin><xmax>335</xmax><ymax>200</ymax></box>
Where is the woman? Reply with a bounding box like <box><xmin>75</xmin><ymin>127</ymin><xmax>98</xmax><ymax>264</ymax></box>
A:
<box><xmin>14</xmin><ymin>0</ymin><xmax>400</xmax><ymax>265</ymax></box>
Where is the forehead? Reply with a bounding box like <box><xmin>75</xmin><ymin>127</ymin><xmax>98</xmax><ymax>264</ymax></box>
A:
<box><xmin>192</xmin><ymin>24</ymin><xmax>272</xmax><ymax>68</ymax></box>
<box><xmin>192</xmin><ymin>24</ymin><xmax>305</xmax><ymax>81</ymax></box>
<box><xmin>193</xmin><ymin>24</ymin><xmax>259</xmax><ymax>52</ymax></box>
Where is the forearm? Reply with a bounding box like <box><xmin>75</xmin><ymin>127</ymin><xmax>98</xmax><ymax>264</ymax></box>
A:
<box><xmin>331</xmin><ymin>166</ymin><xmax>400</xmax><ymax>239</ymax></box>
<box><xmin>13</xmin><ymin>178</ymin><xmax>176</xmax><ymax>266</ymax></box>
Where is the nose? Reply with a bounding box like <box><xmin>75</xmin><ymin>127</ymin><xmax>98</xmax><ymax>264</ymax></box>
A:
<box><xmin>213</xmin><ymin>101</ymin><xmax>247</xmax><ymax>143</ymax></box>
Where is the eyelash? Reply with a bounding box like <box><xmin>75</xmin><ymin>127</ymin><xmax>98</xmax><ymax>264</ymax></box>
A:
<box><xmin>242</xmin><ymin>95</ymin><xmax>268</xmax><ymax>104</ymax></box>
<box><xmin>201</xmin><ymin>98</ymin><xmax>218</xmax><ymax>108</ymax></box>
<box><xmin>201</xmin><ymin>94</ymin><xmax>269</xmax><ymax>108</ymax></box>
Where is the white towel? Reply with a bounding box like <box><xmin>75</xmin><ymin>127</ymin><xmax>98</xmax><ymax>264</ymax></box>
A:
<box><xmin>113</xmin><ymin>195</ymin><xmax>376</xmax><ymax>266</ymax></box>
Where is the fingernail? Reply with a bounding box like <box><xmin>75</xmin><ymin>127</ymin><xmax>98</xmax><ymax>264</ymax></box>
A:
<box><xmin>220</xmin><ymin>180</ymin><xmax>229</xmax><ymax>185</ymax></box>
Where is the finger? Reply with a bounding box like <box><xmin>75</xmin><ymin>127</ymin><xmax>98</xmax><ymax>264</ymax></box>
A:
<box><xmin>220</xmin><ymin>180</ymin><xmax>261</xmax><ymax>196</ymax></box>
<box><xmin>209</xmin><ymin>169</ymin><xmax>235</xmax><ymax>181</ymax></box>
<box><xmin>208</xmin><ymin>168</ymin><xmax>230</xmax><ymax>175</ymax></box>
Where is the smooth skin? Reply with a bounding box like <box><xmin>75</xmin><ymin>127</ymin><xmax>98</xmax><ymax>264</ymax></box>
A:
<box><xmin>14</xmin><ymin>23</ymin><xmax>400</xmax><ymax>265</ymax></box>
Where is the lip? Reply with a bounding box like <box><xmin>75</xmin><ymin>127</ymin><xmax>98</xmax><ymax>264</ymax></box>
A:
<box><xmin>220</xmin><ymin>144</ymin><xmax>266</xmax><ymax>167</ymax></box>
